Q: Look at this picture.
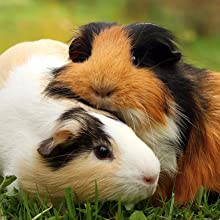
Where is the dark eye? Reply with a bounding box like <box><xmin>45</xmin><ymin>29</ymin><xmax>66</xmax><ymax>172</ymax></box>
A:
<box><xmin>94</xmin><ymin>145</ymin><xmax>113</xmax><ymax>160</ymax></box>
<box><xmin>131</xmin><ymin>55</ymin><xmax>140</xmax><ymax>66</ymax></box>
<box><xmin>131</xmin><ymin>55</ymin><xmax>139</xmax><ymax>66</ymax></box>
<box><xmin>131</xmin><ymin>48</ymin><xmax>149</xmax><ymax>67</ymax></box>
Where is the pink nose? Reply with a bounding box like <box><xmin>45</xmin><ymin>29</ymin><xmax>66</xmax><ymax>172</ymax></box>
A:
<box><xmin>143</xmin><ymin>175</ymin><xmax>158</xmax><ymax>185</ymax></box>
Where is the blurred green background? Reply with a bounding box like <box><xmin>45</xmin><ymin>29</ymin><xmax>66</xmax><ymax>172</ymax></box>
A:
<box><xmin>0</xmin><ymin>0</ymin><xmax>219</xmax><ymax>70</ymax></box>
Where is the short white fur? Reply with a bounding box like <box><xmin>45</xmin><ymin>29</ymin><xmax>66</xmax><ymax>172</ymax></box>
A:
<box><xmin>125</xmin><ymin>109</ymin><xmax>181</xmax><ymax>176</ymax></box>
<box><xmin>0</xmin><ymin>44</ymin><xmax>160</xmax><ymax>204</ymax></box>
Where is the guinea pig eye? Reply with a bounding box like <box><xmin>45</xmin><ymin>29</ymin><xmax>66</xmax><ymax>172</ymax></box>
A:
<box><xmin>94</xmin><ymin>145</ymin><xmax>113</xmax><ymax>160</ymax></box>
<box><xmin>131</xmin><ymin>55</ymin><xmax>138</xmax><ymax>66</ymax></box>
<box><xmin>131</xmin><ymin>56</ymin><xmax>136</xmax><ymax>62</ymax></box>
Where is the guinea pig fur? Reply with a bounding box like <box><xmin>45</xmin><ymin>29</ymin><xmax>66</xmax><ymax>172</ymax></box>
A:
<box><xmin>0</xmin><ymin>39</ymin><xmax>160</xmax><ymax>205</ymax></box>
<box><xmin>48</xmin><ymin>22</ymin><xmax>220</xmax><ymax>204</ymax></box>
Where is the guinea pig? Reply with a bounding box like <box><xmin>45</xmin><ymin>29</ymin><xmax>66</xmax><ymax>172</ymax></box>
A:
<box><xmin>0</xmin><ymin>39</ymin><xmax>160</xmax><ymax>205</ymax></box>
<box><xmin>47</xmin><ymin>22</ymin><xmax>220</xmax><ymax>204</ymax></box>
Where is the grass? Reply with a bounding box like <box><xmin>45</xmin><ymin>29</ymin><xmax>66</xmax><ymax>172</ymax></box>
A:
<box><xmin>1</xmin><ymin>176</ymin><xmax>220</xmax><ymax>220</ymax></box>
<box><xmin>0</xmin><ymin>1</ymin><xmax>220</xmax><ymax>71</ymax></box>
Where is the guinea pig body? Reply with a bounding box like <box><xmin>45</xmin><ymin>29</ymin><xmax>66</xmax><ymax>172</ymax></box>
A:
<box><xmin>0</xmin><ymin>39</ymin><xmax>160</xmax><ymax>205</ymax></box>
<box><xmin>49</xmin><ymin>22</ymin><xmax>220</xmax><ymax>204</ymax></box>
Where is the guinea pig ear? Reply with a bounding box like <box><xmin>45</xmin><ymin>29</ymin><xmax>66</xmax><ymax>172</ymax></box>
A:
<box><xmin>37</xmin><ymin>130</ymin><xmax>72</xmax><ymax>157</ymax></box>
<box><xmin>127</xmin><ymin>23</ymin><xmax>182</xmax><ymax>67</ymax></box>
<box><xmin>147</xmin><ymin>39</ymin><xmax>182</xmax><ymax>65</ymax></box>
<box><xmin>69</xmin><ymin>22</ymin><xmax>117</xmax><ymax>62</ymax></box>
<box><xmin>145</xmin><ymin>40</ymin><xmax>181</xmax><ymax>66</ymax></box>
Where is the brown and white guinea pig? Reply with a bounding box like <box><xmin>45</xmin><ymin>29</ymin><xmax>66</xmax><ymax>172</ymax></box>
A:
<box><xmin>46</xmin><ymin>22</ymin><xmax>220</xmax><ymax>204</ymax></box>
<box><xmin>0</xmin><ymin>39</ymin><xmax>160</xmax><ymax>205</ymax></box>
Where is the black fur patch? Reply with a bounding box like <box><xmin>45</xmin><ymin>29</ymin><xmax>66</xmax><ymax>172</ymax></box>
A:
<box><xmin>207</xmin><ymin>191</ymin><xmax>220</xmax><ymax>205</ymax></box>
<box><xmin>41</xmin><ymin>108</ymin><xmax>111</xmax><ymax>169</ymax></box>
<box><xmin>44</xmin><ymin>81</ymin><xmax>94</xmax><ymax>107</ymax></box>
<box><xmin>51</xmin><ymin>66</ymin><xmax>67</xmax><ymax>77</ymax></box>
<box><xmin>59</xmin><ymin>107</ymin><xmax>86</xmax><ymax>121</ymax></box>
<box><xmin>45</xmin><ymin>81</ymin><xmax>76</xmax><ymax>99</ymax></box>
<box><xmin>125</xmin><ymin>23</ymin><xmax>181</xmax><ymax>68</ymax></box>
<box><xmin>69</xmin><ymin>22</ymin><xmax>117</xmax><ymax>63</ymax></box>
<box><xmin>45</xmin><ymin>81</ymin><xmax>123</xmax><ymax>122</ymax></box>
<box><xmin>155</xmin><ymin>65</ymin><xmax>196</xmax><ymax>150</ymax></box>
<box><xmin>153</xmin><ymin>63</ymin><xmax>209</xmax><ymax>151</ymax></box>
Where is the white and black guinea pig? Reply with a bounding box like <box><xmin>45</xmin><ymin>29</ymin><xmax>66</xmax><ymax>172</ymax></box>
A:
<box><xmin>0</xmin><ymin>39</ymin><xmax>160</xmax><ymax>205</ymax></box>
<box><xmin>48</xmin><ymin>22</ymin><xmax>220</xmax><ymax>204</ymax></box>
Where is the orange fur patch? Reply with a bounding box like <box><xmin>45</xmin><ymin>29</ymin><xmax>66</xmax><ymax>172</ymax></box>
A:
<box><xmin>174</xmin><ymin>72</ymin><xmax>220</xmax><ymax>204</ymax></box>
<box><xmin>38</xmin><ymin>27</ymin><xmax>220</xmax><ymax>204</ymax></box>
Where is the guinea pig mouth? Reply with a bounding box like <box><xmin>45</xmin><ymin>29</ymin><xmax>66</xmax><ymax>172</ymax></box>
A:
<box><xmin>74</xmin><ymin>94</ymin><xmax>126</xmax><ymax>123</ymax></box>
<box><xmin>91</xmin><ymin>106</ymin><xmax>126</xmax><ymax>123</ymax></box>
<box><xmin>62</xmin><ymin>88</ymin><xmax>126</xmax><ymax>123</ymax></box>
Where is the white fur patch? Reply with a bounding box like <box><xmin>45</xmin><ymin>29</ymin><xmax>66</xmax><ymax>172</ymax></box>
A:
<box><xmin>0</xmin><ymin>55</ymin><xmax>68</xmax><ymax>176</ymax></box>
<box><xmin>89</xmin><ymin>112</ymin><xmax>160</xmax><ymax>202</ymax></box>
<box><xmin>0</xmin><ymin>54</ymin><xmax>160</xmax><ymax>204</ymax></box>
<box><xmin>125</xmin><ymin>109</ymin><xmax>181</xmax><ymax>176</ymax></box>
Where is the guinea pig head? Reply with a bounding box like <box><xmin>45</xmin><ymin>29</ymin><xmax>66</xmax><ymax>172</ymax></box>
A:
<box><xmin>47</xmin><ymin>22</ymin><xmax>182</xmax><ymax>132</ymax></box>
<box><xmin>18</xmin><ymin>107</ymin><xmax>160</xmax><ymax>204</ymax></box>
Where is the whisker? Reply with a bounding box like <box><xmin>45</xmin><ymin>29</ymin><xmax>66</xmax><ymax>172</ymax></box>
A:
<box><xmin>140</xmin><ymin>105</ymin><xmax>157</xmax><ymax>152</ymax></box>
<box><xmin>129</xmin><ymin>111</ymin><xmax>136</xmax><ymax>131</ymax></box>
<box><xmin>147</xmin><ymin>57</ymin><xmax>181</xmax><ymax>71</ymax></box>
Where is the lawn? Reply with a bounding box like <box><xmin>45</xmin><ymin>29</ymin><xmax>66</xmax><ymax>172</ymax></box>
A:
<box><xmin>0</xmin><ymin>1</ymin><xmax>220</xmax><ymax>219</ymax></box>
<box><xmin>1</xmin><ymin>176</ymin><xmax>220</xmax><ymax>220</ymax></box>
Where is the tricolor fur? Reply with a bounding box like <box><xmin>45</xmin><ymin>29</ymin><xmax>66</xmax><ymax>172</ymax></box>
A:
<box><xmin>0</xmin><ymin>39</ymin><xmax>160</xmax><ymax>205</ymax></box>
<box><xmin>48</xmin><ymin>22</ymin><xmax>220</xmax><ymax>204</ymax></box>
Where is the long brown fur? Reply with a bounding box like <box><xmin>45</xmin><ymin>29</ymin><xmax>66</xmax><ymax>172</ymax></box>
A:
<box><xmin>143</xmin><ymin>72</ymin><xmax>220</xmax><ymax>204</ymax></box>
<box><xmin>173</xmin><ymin>72</ymin><xmax>220</xmax><ymax>204</ymax></box>
<box><xmin>56</xmin><ymin>27</ymin><xmax>173</xmax><ymax>127</ymax></box>
<box><xmin>53</xmin><ymin>25</ymin><xmax>220</xmax><ymax>204</ymax></box>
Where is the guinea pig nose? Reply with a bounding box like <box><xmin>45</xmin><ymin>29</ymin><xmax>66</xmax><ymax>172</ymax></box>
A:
<box><xmin>143</xmin><ymin>175</ymin><xmax>158</xmax><ymax>185</ymax></box>
<box><xmin>93</xmin><ymin>87</ymin><xmax>114</xmax><ymax>98</ymax></box>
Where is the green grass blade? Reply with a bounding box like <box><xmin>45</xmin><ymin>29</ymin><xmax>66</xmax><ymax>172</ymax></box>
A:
<box><xmin>168</xmin><ymin>192</ymin><xmax>175</xmax><ymax>220</ymax></box>
<box><xmin>117</xmin><ymin>200</ymin><xmax>124</xmax><ymax>220</ymax></box>
<box><xmin>32</xmin><ymin>203</ymin><xmax>53</xmax><ymax>220</ymax></box>
<box><xmin>196</xmin><ymin>186</ymin><xmax>205</xmax><ymax>207</ymax></box>
<box><xmin>65</xmin><ymin>188</ymin><xmax>77</xmax><ymax>219</ymax></box>
<box><xmin>94</xmin><ymin>181</ymin><xmax>99</xmax><ymax>220</ymax></box>
<box><xmin>23</xmin><ymin>194</ymin><xmax>32</xmax><ymax>220</ymax></box>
